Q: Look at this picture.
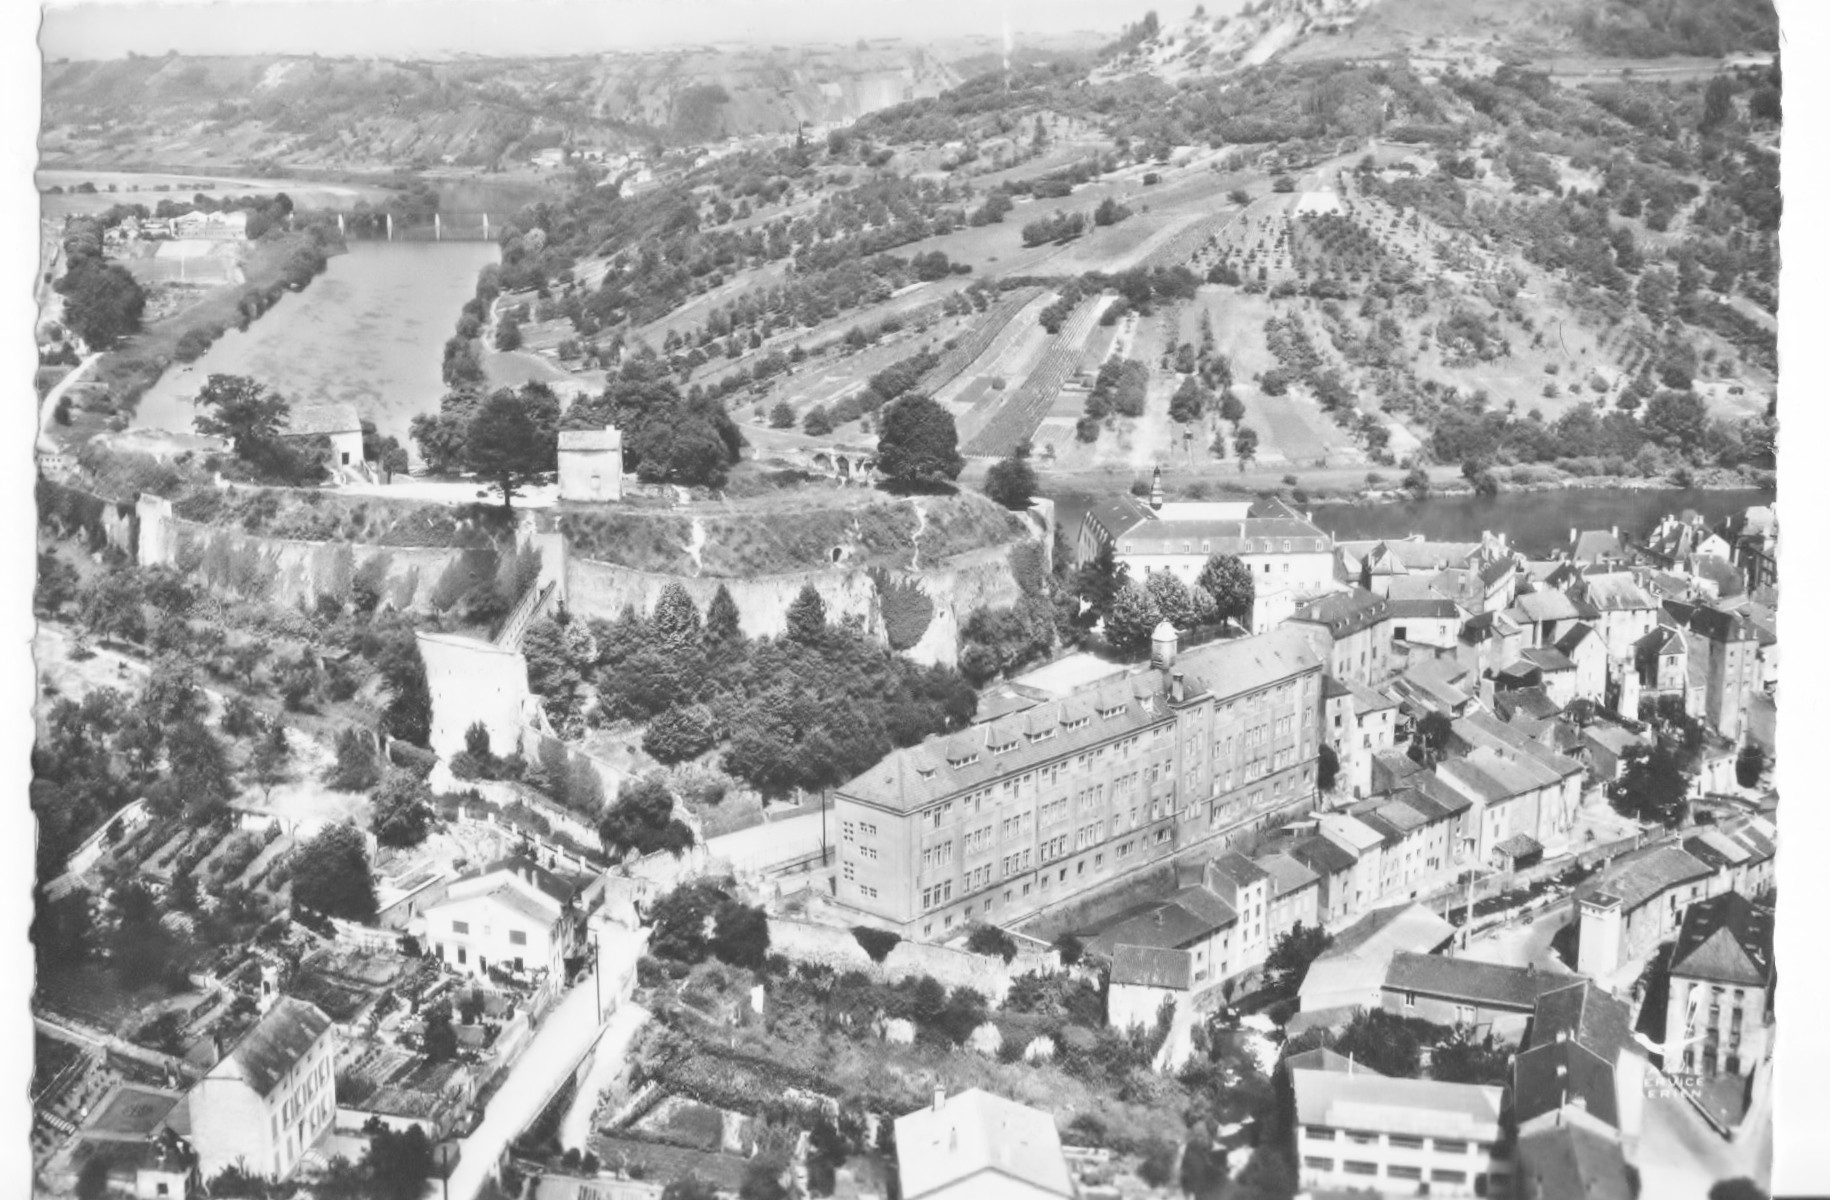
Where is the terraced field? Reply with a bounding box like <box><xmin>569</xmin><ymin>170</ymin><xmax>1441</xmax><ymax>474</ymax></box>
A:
<box><xmin>916</xmin><ymin>287</ymin><xmax>1043</xmax><ymax>395</ymax></box>
<box><xmin>962</xmin><ymin>296</ymin><xmax>1106</xmax><ymax>457</ymax></box>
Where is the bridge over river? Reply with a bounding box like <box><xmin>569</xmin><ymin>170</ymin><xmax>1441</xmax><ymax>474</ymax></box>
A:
<box><xmin>335</xmin><ymin>210</ymin><xmax>505</xmax><ymax>242</ymax></box>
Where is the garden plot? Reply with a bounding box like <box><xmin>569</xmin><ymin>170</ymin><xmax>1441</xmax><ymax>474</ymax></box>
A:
<box><xmin>962</xmin><ymin>297</ymin><xmax>1104</xmax><ymax>457</ymax></box>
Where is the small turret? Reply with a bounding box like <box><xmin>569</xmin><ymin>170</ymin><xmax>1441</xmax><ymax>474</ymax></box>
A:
<box><xmin>1148</xmin><ymin>465</ymin><xmax>1164</xmax><ymax>512</ymax></box>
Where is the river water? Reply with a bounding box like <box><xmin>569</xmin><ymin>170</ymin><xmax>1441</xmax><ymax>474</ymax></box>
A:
<box><xmin>1307</xmin><ymin>487</ymin><xmax>1775</xmax><ymax>555</ymax></box>
<box><xmin>133</xmin><ymin>240</ymin><xmax>499</xmax><ymax>449</ymax></box>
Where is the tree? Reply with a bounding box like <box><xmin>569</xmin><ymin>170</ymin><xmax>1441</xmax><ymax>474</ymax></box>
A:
<box><xmin>192</xmin><ymin>374</ymin><xmax>291</xmax><ymax>458</ymax></box>
<box><xmin>323</xmin><ymin>727</ymin><xmax>382</xmax><ymax>792</ymax></box>
<box><xmin>785</xmin><ymin>583</ymin><xmax>827</xmax><ymax>644</ymax></box>
<box><xmin>1073</xmin><ymin>541</ymin><xmax>1126</xmax><ymax>625</ymax></box>
<box><xmin>739</xmin><ymin>1159</ymin><xmax>790</xmax><ymax>1200</ymax></box>
<box><xmin>421</xmin><ymin>1001</ymin><xmax>458</xmax><ymax>1062</ymax></box>
<box><xmin>78</xmin><ymin>570</ymin><xmax>147</xmax><ymax>644</ymax></box>
<box><xmin>57</xmin><ymin>258</ymin><xmax>146</xmax><ymax>349</ymax></box>
<box><xmin>1317</xmin><ymin>743</ymin><xmax>1340</xmax><ymax>792</ymax></box>
<box><xmin>1219</xmin><ymin>390</ymin><xmax>1246</xmax><ymax>425</ymax></box>
<box><xmin>1414</xmin><ymin>710</ymin><xmax>1453</xmax><ymax>764</ymax></box>
<box><xmin>1617</xmin><ymin>743</ymin><xmax>1691</xmax><ymax>827</ymax></box>
<box><xmin>649</xmin><ymin>880</ymin><xmax>725</xmax><ymax>964</ymax></box>
<box><xmin>371</xmin><ymin>772</ymin><xmax>434</xmax><ymax>848</ymax></box>
<box><xmin>1265</xmin><ymin>921</ymin><xmax>1332</xmax><ymax>995</ymax></box>
<box><xmin>599</xmin><ymin>776</ymin><xmax>695</xmax><ymax>859</ymax></box>
<box><xmin>1736</xmin><ymin>742</ymin><xmax>1767</xmax><ymax>788</ymax></box>
<box><xmin>710</xmin><ymin>901</ymin><xmax>771</xmax><ymax>970</ymax></box>
<box><xmin>291</xmin><ymin>823</ymin><xmax>378</xmax><ymax>922</ymax></box>
<box><xmin>663</xmin><ymin>1179</ymin><xmax>721</xmax><ymax>1200</ymax></box>
<box><xmin>643</xmin><ymin>704</ymin><xmax>719</xmax><ymax>764</ymax></box>
<box><xmin>1137</xmin><ymin>1138</ymin><xmax>1178</xmax><ymax>1187</ymax></box>
<box><xmin>966</xmin><ymin>924</ymin><xmax>1018</xmax><ymax>963</ymax></box>
<box><xmin>875</xmin><ymin>393</ymin><xmax>963</xmax><ymax>486</ymax></box>
<box><xmin>465</xmin><ymin>389</ymin><xmax>557</xmax><ymax>509</ymax></box>
<box><xmin>983</xmin><ymin>442</ymin><xmax>1038</xmax><ymax>510</ymax></box>
<box><xmin>1195</xmin><ymin>553</ymin><xmax>1255</xmax><ymax>627</ymax></box>
<box><xmin>802</xmin><ymin>405</ymin><xmax>834</xmax><ymax>436</ymax></box>
<box><xmin>1404</xmin><ymin>467</ymin><xmax>1431</xmax><ymax>498</ymax></box>
<box><xmin>1709</xmin><ymin>1180</ymin><xmax>1769</xmax><ymax>1200</ymax></box>
<box><xmin>1233</xmin><ymin>426</ymin><xmax>1259</xmax><ymax>467</ymax></box>
<box><xmin>364</xmin><ymin>1119</ymin><xmax>436</xmax><ymax>1200</ymax></box>
<box><xmin>1145</xmin><ymin>570</ymin><xmax>1196</xmax><ymax>630</ymax></box>
<box><xmin>769</xmin><ymin>401</ymin><xmax>795</xmax><ymax>429</ymax></box>
<box><xmin>76</xmin><ymin>1154</ymin><xmax>112</xmax><ymax>1200</ymax></box>
<box><xmin>1104</xmin><ymin>578</ymin><xmax>1161</xmax><ymax>658</ymax></box>
<box><xmin>1170</xmin><ymin>376</ymin><xmax>1209</xmax><ymax>423</ymax></box>
<box><xmin>1643</xmin><ymin>389</ymin><xmax>1709</xmax><ymax>453</ymax></box>
<box><xmin>495</xmin><ymin>315</ymin><xmax>523</xmax><ymax>351</ymax></box>
<box><xmin>161</xmin><ymin>719</ymin><xmax>236</xmax><ymax>824</ymax></box>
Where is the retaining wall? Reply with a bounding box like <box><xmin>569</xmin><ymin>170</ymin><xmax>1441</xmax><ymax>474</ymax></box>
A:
<box><xmin>764</xmin><ymin>917</ymin><xmax>1054</xmax><ymax>1005</ymax></box>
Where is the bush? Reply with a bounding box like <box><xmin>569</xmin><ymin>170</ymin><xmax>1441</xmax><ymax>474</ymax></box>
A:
<box><xmin>965</xmin><ymin>924</ymin><xmax>1018</xmax><ymax>963</ymax></box>
<box><xmin>853</xmin><ymin>926</ymin><xmax>901</xmax><ymax>963</ymax></box>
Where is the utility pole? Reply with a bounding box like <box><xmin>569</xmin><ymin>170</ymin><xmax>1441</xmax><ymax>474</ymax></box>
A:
<box><xmin>441</xmin><ymin>1143</ymin><xmax>450</xmax><ymax>1200</ymax></box>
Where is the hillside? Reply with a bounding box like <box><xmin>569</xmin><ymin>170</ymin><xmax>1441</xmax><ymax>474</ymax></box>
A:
<box><xmin>38</xmin><ymin>45</ymin><xmax>966</xmax><ymax>172</ymax></box>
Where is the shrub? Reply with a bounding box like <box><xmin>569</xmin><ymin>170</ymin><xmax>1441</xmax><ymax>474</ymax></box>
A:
<box><xmin>965</xmin><ymin>924</ymin><xmax>1018</xmax><ymax>963</ymax></box>
<box><xmin>852</xmin><ymin>926</ymin><xmax>901</xmax><ymax>963</ymax></box>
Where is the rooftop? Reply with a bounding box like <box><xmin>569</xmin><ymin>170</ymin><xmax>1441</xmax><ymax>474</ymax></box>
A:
<box><xmin>1253</xmin><ymin>850</ymin><xmax>1322</xmax><ymax>899</ymax></box>
<box><xmin>1526</xmin><ymin>979</ymin><xmax>1636</xmax><ymax>1066</ymax></box>
<box><xmin>1291</xmin><ymin>589</ymin><xmax>1392</xmax><ymax>638</ymax></box>
<box><xmin>1576</xmin><ymin>845</ymin><xmax>1715</xmax><ymax>915</ymax></box>
<box><xmin>1110</xmin><ymin>943</ymin><xmax>1194</xmax><ymax>990</ymax></box>
<box><xmin>206</xmin><ymin>997</ymin><xmax>332</xmax><ymax>1099</ymax></box>
<box><xmin>1515</xmin><ymin>1113</ymin><xmax>1636</xmax><ymax>1200</ymax></box>
<box><xmin>894</xmin><ymin>1088</ymin><xmax>1073</xmax><ymax>1200</ymax></box>
<box><xmin>284</xmin><ymin>402</ymin><xmax>363</xmax><ymax>438</ymax></box>
<box><xmin>1669</xmin><ymin>891</ymin><xmax>1773</xmax><ymax>987</ymax></box>
<box><xmin>1513</xmin><ymin>1038</ymin><xmax>1620</xmax><ymax>1129</ymax></box>
<box><xmin>1384</xmin><ymin>951</ymin><xmax>1571</xmax><ymax>1011</ymax></box>
<box><xmin>557</xmin><ymin>427</ymin><xmax>621</xmax><ymax>451</ymax></box>
<box><xmin>1292</xmin><ymin>1068</ymin><xmax>1503</xmax><ymax>1140</ymax></box>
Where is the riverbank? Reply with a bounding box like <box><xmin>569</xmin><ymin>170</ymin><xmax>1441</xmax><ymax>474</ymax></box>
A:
<box><xmin>51</xmin><ymin>229</ymin><xmax>346</xmax><ymax>449</ymax></box>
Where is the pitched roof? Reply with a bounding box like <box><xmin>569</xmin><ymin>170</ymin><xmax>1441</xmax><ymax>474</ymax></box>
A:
<box><xmin>1383</xmin><ymin>951</ymin><xmax>1571</xmax><ymax>1011</ymax></box>
<box><xmin>1253</xmin><ymin>850</ymin><xmax>1322</xmax><ymax>898</ymax></box>
<box><xmin>1577</xmin><ymin>574</ymin><xmax>1655</xmax><ymax>612</ymax></box>
<box><xmin>1291</xmin><ymin>1069</ymin><xmax>1503</xmax><ymax>1140</ymax></box>
<box><xmin>895</xmin><ymin>1088</ymin><xmax>1073</xmax><ymax>1199</ymax></box>
<box><xmin>1283</xmin><ymin>1046</ymin><xmax>1371</xmax><ymax>1075</ymax></box>
<box><xmin>1111</xmin><ymin>513</ymin><xmax>1330</xmax><ymax>554</ymax></box>
<box><xmin>1087</xmin><ymin>896</ymin><xmax>1233</xmax><ymax>957</ymax></box>
<box><xmin>284</xmin><ymin>402</ymin><xmax>363</xmax><ymax>438</ymax></box>
<box><xmin>1515</xmin><ymin>1114</ymin><xmax>1636</xmax><ymax>1200</ymax></box>
<box><xmin>1288</xmin><ymin>834</ymin><xmax>1358</xmax><ymax>877</ymax></box>
<box><xmin>209</xmin><ymin>997</ymin><xmax>332</xmax><ymax>1098</ymax></box>
<box><xmin>1570</xmin><ymin>530</ymin><xmax>1626</xmax><ymax>562</ymax></box>
<box><xmin>1341</xmin><ymin>678</ymin><xmax>1399</xmax><ymax>713</ymax></box>
<box><xmin>557</xmin><ymin>428</ymin><xmax>621</xmax><ymax>451</ymax></box>
<box><xmin>1495</xmin><ymin>687</ymin><xmax>1563</xmax><ymax>724</ymax></box>
<box><xmin>1514</xmin><ymin>590</ymin><xmax>1584</xmax><ymax>624</ymax></box>
<box><xmin>1205</xmin><ymin>850</ymin><xmax>1272</xmax><ymax>890</ymax></box>
<box><xmin>1669</xmin><ymin>891</ymin><xmax>1773</xmax><ymax>987</ymax></box>
<box><xmin>1452</xmin><ymin>712</ymin><xmax>1584</xmax><ymax>781</ymax></box>
<box><xmin>1388</xmin><ymin>596</ymin><xmax>1464</xmax><ymax>621</ymax></box>
<box><xmin>1512</xmin><ymin>1038</ymin><xmax>1620</xmax><ymax>1129</ymax></box>
<box><xmin>1576</xmin><ymin>845</ymin><xmax>1716</xmax><ymax>914</ymax></box>
<box><xmin>1521</xmin><ymin>646</ymin><xmax>1576</xmax><ymax>673</ymax></box>
<box><xmin>1174</xmin><ymin>625</ymin><xmax>1324</xmax><ymax>701</ymax></box>
<box><xmin>1291</xmin><ymin>589</ymin><xmax>1392</xmax><ymax>639</ymax></box>
<box><xmin>1110</xmin><ymin>944</ymin><xmax>1193</xmax><ymax>990</ymax></box>
<box><xmin>1338</xmin><ymin>538</ymin><xmax>1483</xmax><ymax>571</ymax></box>
<box><xmin>1681</xmin><ymin>829</ymin><xmax>1751</xmax><ymax>872</ymax></box>
<box><xmin>1320</xmin><ymin>813</ymin><xmax>1384</xmax><ymax>854</ymax></box>
<box><xmin>1527</xmin><ymin>980</ymin><xmax>1636</xmax><ymax>1065</ymax></box>
<box><xmin>1555</xmin><ymin>623</ymin><xmax>1599</xmax><ymax>656</ymax></box>
<box><xmin>1321</xmin><ymin>904</ymin><xmax>1456</xmax><ymax>963</ymax></box>
<box><xmin>1493</xmin><ymin>833</ymin><xmax>1544</xmax><ymax>860</ymax></box>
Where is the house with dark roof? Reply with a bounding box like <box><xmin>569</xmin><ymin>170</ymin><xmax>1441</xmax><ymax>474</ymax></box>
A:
<box><xmin>420</xmin><ymin>855</ymin><xmax>580</xmax><ymax>983</ymax></box>
<box><xmin>1553</xmin><ymin>623</ymin><xmax>1608</xmax><ymax>703</ymax></box>
<box><xmin>281</xmin><ymin>402</ymin><xmax>365</xmax><ymax>471</ymax></box>
<box><xmin>1253</xmin><ymin>849</ymin><xmax>1322</xmax><ymax>944</ymax></box>
<box><xmin>1664</xmin><ymin>892</ymin><xmax>1774</xmax><ymax>1085</ymax></box>
<box><xmin>1287</xmin><ymin>834</ymin><xmax>1360</xmax><ymax>926</ymax></box>
<box><xmin>1664</xmin><ymin>600</ymin><xmax>1762</xmax><ymax>742</ymax></box>
<box><xmin>185</xmin><ymin>997</ymin><xmax>336</xmax><ymax>1181</ymax></box>
<box><xmin>1575</xmin><ymin>845</ymin><xmax>1719</xmax><ymax>978</ymax></box>
<box><xmin>1107</xmin><ymin>943</ymin><xmax>1194</xmax><ymax>1031</ymax></box>
<box><xmin>1290</xmin><ymin>588</ymin><xmax>1396</xmax><ymax>686</ymax></box>
<box><xmin>1513</xmin><ymin>978</ymin><xmax>1651</xmax><ymax>1155</ymax></box>
<box><xmin>1568</xmin><ymin>573</ymin><xmax>1661</xmax><ymax>664</ymax></box>
<box><xmin>1381</xmin><ymin>951</ymin><xmax>1571</xmax><ymax>1040</ymax></box>
<box><xmin>1514</xmin><ymin>1111</ymin><xmax>1637</xmax><ymax>1200</ymax></box>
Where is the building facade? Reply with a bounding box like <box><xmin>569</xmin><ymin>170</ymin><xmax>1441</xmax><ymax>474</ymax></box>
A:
<box><xmin>1291</xmin><ymin>1064</ymin><xmax>1510</xmax><ymax>1198</ymax></box>
<box><xmin>185</xmin><ymin>998</ymin><xmax>336</xmax><ymax>1182</ymax></box>
<box><xmin>831</xmin><ymin>628</ymin><xmax>1325</xmax><ymax>940</ymax></box>
<box><xmin>422</xmin><ymin>857</ymin><xmax>578</xmax><ymax>981</ymax></box>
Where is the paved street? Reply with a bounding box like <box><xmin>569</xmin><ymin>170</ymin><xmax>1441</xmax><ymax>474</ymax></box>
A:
<box><xmin>560</xmin><ymin>1001</ymin><xmax>649</xmax><ymax>1151</ymax></box>
<box><xmin>443</xmin><ymin>923</ymin><xmax>646</xmax><ymax>1200</ymax></box>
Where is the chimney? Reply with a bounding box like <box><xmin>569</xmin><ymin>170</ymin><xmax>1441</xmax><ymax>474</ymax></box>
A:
<box><xmin>933</xmin><ymin>1086</ymin><xmax>945</xmax><ymax>1113</ymax></box>
<box><xmin>1172</xmin><ymin>671</ymin><xmax>1186</xmax><ymax>704</ymax></box>
<box><xmin>1570</xmin><ymin>527</ymin><xmax>1578</xmax><ymax>547</ymax></box>
<box><xmin>1149</xmin><ymin>465</ymin><xmax>1164</xmax><ymax>512</ymax></box>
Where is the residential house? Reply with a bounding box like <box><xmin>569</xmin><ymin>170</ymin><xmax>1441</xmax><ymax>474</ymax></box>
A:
<box><xmin>1390</xmin><ymin>657</ymin><xmax>1479</xmax><ymax>720</ymax></box>
<box><xmin>184</xmin><ymin>997</ymin><xmax>336</xmax><ymax>1182</ymax></box>
<box><xmin>557</xmin><ymin>427</ymin><xmax>624</xmax><ymax>502</ymax></box>
<box><xmin>1458</xmin><ymin>609</ymin><xmax>1527</xmax><ymax>680</ymax></box>
<box><xmin>1553</xmin><ymin>624</ymin><xmax>1608</xmax><ymax>703</ymax></box>
<box><xmin>1446</xmin><ymin>713</ymin><xmax>1586</xmax><ymax>846</ymax></box>
<box><xmin>1507</xmin><ymin>589</ymin><xmax>1590</xmax><ymax>651</ymax></box>
<box><xmin>1344</xmin><ymin>796</ymin><xmax>1438</xmax><ymax>901</ymax></box>
<box><xmin>1568</xmin><ymin>573</ymin><xmax>1661</xmax><ymax>664</ymax></box>
<box><xmin>1435</xmin><ymin>750</ymin><xmax>1558</xmax><ymax>865</ymax></box>
<box><xmin>1381</xmin><ymin>951</ymin><xmax>1569</xmax><ymax>1040</ymax></box>
<box><xmin>1322</xmin><ymin>677</ymin><xmax>1399</xmax><ymax>800</ymax></box>
<box><xmin>894</xmin><ymin>1087</ymin><xmax>1075</xmax><ymax>1200</ymax></box>
<box><xmin>1514</xmin><ymin>646</ymin><xmax>1579</xmax><ymax>708</ymax></box>
<box><xmin>1643</xmin><ymin>512</ymin><xmax>1731</xmax><ymax>569</ymax></box>
<box><xmin>1567</xmin><ymin>527</ymin><xmax>1628</xmax><ymax>567</ymax></box>
<box><xmin>1514</xmin><ymin>1110</ymin><xmax>1637</xmax><ymax>1200</ymax></box>
<box><xmin>1295</xmin><ymin>903</ymin><xmax>1456</xmax><ymax>1026</ymax></box>
<box><xmin>282</xmin><ymin>402</ymin><xmax>365</xmax><ymax>472</ymax></box>
<box><xmin>832</xmin><ymin>626</ymin><xmax>1324</xmax><ymax>940</ymax></box>
<box><xmin>1290</xmin><ymin>1062</ymin><xmax>1509</xmax><ymax>1198</ymax></box>
<box><xmin>422</xmin><ymin>856</ymin><xmax>580</xmax><ymax>982</ymax></box>
<box><xmin>1289</xmin><ymin>589</ymin><xmax>1394</xmax><ymax>686</ymax></box>
<box><xmin>1287</xmin><ymin>834</ymin><xmax>1360</xmax><ymax>927</ymax></box>
<box><xmin>1726</xmin><ymin>505</ymin><xmax>1777</xmax><ymax>593</ymax></box>
<box><xmin>1574</xmin><ymin>845</ymin><xmax>1718</xmax><ymax>978</ymax></box>
<box><xmin>1664</xmin><ymin>891</ymin><xmax>1775</xmax><ymax>1081</ymax></box>
<box><xmin>1077</xmin><ymin>477</ymin><xmax>1336</xmax><ymax>633</ymax></box>
<box><xmin>1512</xmin><ymin>978</ymin><xmax>1650</xmax><ymax>1155</ymax></box>
<box><xmin>1107</xmin><ymin>943</ymin><xmax>1193</xmax><ymax>1031</ymax></box>
<box><xmin>1253</xmin><ymin>850</ymin><xmax>1322</xmax><ymax>944</ymax></box>
<box><xmin>1581</xmin><ymin>722</ymin><xmax>1650</xmax><ymax>783</ymax></box>
<box><xmin>1683</xmin><ymin>817</ymin><xmax>1776</xmax><ymax>897</ymax></box>
<box><xmin>1084</xmin><ymin>883</ymin><xmax>1238</xmax><ymax>997</ymax></box>
<box><xmin>1192</xmin><ymin>852</ymin><xmax>1274</xmax><ymax>974</ymax></box>
<box><xmin>1336</xmin><ymin>537</ymin><xmax>1485</xmax><ymax>595</ymax></box>
<box><xmin>1318</xmin><ymin>813</ymin><xmax>1385</xmax><ymax>915</ymax></box>
<box><xmin>1633</xmin><ymin>623</ymin><xmax>1691</xmax><ymax>703</ymax></box>
<box><xmin>1665</xmin><ymin>600</ymin><xmax>1761</xmax><ymax>742</ymax></box>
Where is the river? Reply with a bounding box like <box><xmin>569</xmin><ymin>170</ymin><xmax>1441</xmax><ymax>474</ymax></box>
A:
<box><xmin>132</xmin><ymin>240</ymin><xmax>499</xmax><ymax>450</ymax></box>
<box><xmin>1307</xmin><ymin>487</ymin><xmax>1775</xmax><ymax>555</ymax></box>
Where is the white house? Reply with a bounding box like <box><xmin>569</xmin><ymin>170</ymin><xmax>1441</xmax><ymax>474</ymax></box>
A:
<box><xmin>184</xmin><ymin>997</ymin><xmax>336</xmax><ymax>1182</ymax></box>
<box><xmin>283</xmin><ymin>402</ymin><xmax>366</xmax><ymax>472</ymax></box>
<box><xmin>895</xmin><ymin>1087</ymin><xmax>1075</xmax><ymax>1200</ymax></box>
<box><xmin>421</xmin><ymin>856</ymin><xmax>579</xmax><ymax>982</ymax></box>
<box><xmin>557</xmin><ymin>427</ymin><xmax>624</xmax><ymax>503</ymax></box>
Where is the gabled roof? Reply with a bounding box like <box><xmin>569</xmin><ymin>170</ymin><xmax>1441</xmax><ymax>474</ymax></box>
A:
<box><xmin>1576</xmin><ymin>574</ymin><xmax>1656</xmax><ymax>612</ymax></box>
<box><xmin>207</xmin><ymin>997</ymin><xmax>332</xmax><ymax>1099</ymax></box>
<box><xmin>1554</xmin><ymin>623</ymin><xmax>1599</xmax><ymax>656</ymax></box>
<box><xmin>1669</xmin><ymin>891</ymin><xmax>1773</xmax><ymax>987</ymax></box>
<box><xmin>1521</xmin><ymin>646</ymin><xmax>1575</xmax><ymax>673</ymax></box>
<box><xmin>1515</xmin><ymin>1112</ymin><xmax>1636</xmax><ymax>1200</ymax></box>
<box><xmin>1292</xmin><ymin>1069</ymin><xmax>1503</xmax><ymax>1140</ymax></box>
<box><xmin>1493</xmin><ymin>833</ymin><xmax>1544</xmax><ymax>860</ymax></box>
<box><xmin>1288</xmin><ymin>834</ymin><xmax>1358</xmax><ymax>877</ymax></box>
<box><xmin>1527</xmin><ymin>979</ymin><xmax>1636</xmax><ymax>1065</ymax></box>
<box><xmin>1110</xmin><ymin>943</ymin><xmax>1193</xmax><ymax>990</ymax></box>
<box><xmin>1320</xmin><ymin>813</ymin><xmax>1385</xmax><ymax>854</ymax></box>
<box><xmin>1570</xmin><ymin>530</ymin><xmax>1626</xmax><ymax>563</ymax></box>
<box><xmin>1341</xmin><ymin>677</ymin><xmax>1399</xmax><ymax>713</ymax></box>
<box><xmin>1321</xmin><ymin>904</ymin><xmax>1456</xmax><ymax>963</ymax></box>
<box><xmin>1495</xmin><ymin>687</ymin><xmax>1562</xmax><ymax>724</ymax></box>
<box><xmin>1384</xmin><ymin>951</ymin><xmax>1571</xmax><ymax>1011</ymax></box>
<box><xmin>1576</xmin><ymin>845</ymin><xmax>1715</xmax><ymax>914</ymax></box>
<box><xmin>1253</xmin><ymin>850</ymin><xmax>1322</xmax><ymax>899</ymax></box>
<box><xmin>1087</xmin><ymin>895</ymin><xmax>1234</xmax><ymax>957</ymax></box>
<box><xmin>895</xmin><ymin>1088</ymin><xmax>1074</xmax><ymax>1200</ymax></box>
<box><xmin>1291</xmin><ymin>589</ymin><xmax>1392</xmax><ymax>639</ymax></box>
<box><xmin>1682</xmin><ymin>828</ymin><xmax>1752</xmax><ymax>872</ymax></box>
<box><xmin>1635</xmin><ymin>625</ymin><xmax>1685</xmax><ymax>658</ymax></box>
<box><xmin>1513</xmin><ymin>1038</ymin><xmax>1620</xmax><ymax>1129</ymax></box>
<box><xmin>1513</xmin><ymin>590</ymin><xmax>1584</xmax><ymax>625</ymax></box>
<box><xmin>1388</xmin><ymin>596</ymin><xmax>1464</xmax><ymax>621</ymax></box>
<box><xmin>284</xmin><ymin>402</ymin><xmax>363</xmax><ymax>438</ymax></box>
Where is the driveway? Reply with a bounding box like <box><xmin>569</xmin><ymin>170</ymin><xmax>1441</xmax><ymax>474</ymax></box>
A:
<box><xmin>443</xmin><ymin>922</ymin><xmax>647</xmax><ymax>1200</ymax></box>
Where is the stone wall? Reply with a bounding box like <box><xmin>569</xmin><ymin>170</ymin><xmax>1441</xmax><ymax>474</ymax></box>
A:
<box><xmin>764</xmin><ymin>917</ymin><xmax>1054</xmax><ymax>1005</ymax></box>
<box><xmin>417</xmin><ymin>632</ymin><xmax>532</xmax><ymax>761</ymax></box>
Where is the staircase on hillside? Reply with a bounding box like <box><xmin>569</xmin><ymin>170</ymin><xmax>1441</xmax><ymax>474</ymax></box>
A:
<box><xmin>494</xmin><ymin>579</ymin><xmax>557</xmax><ymax>651</ymax></box>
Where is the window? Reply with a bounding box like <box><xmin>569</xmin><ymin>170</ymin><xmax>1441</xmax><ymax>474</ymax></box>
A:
<box><xmin>457</xmin><ymin>948</ymin><xmax>467</xmax><ymax>964</ymax></box>
<box><xmin>1304</xmin><ymin>1127</ymin><xmax>1336</xmax><ymax>1142</ymax></box>
<box><xmin>453</xmin><ymin>920</ymin><xmax>470</xmax><ymax>934</ymax></box>
<box><xmin>1432</xmin><ymin>1169</ymin><xmax>1468</xmax><ymax>1185</ymax></box>
<box><xmin>1389</xmin><ymin>1135</ymin><xmax>1423</xmax><ymax>1150</ymax></box>
<box><xmin>1343</xmin><ymin>1162</ymin><xmax>1378</xmax><ymax>1176</ymax></box>
<box><xmin>1403</xmin><ymin>990</ymin><xmax>1416</xmax><ymax>1008</ymax></box>
<box><xmin>1346</xmin><ymin>1132</ymin><xmax>1377</xmax><ymax>1146</ymax></box>
<box><xmin>509</xmin><ymin>930</ymin><xmax>528</xmax><ymax>946</ymax></box>
<box><xmin>1388</xmin><ymin>1165</ymin><xmax>1422</xmax><ymax>1181</ymax></box>
<box><xmin>1302</xmin><ymin>1157</ymin><xmax>1334</xmax><ymax>1172</ymax></box>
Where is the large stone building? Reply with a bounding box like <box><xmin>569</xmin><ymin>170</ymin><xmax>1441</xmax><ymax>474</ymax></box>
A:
<box><xmin>184</xmin><ymin>997</ymin><xmax>336</xmax><ymax>1182</ymax></box>
<box><xmin>1076</xmin><ymin>476</ymin><xmax>1335</xmax><ymax>632</ymax></box>
<box><xmin>1664</xmin><ymin>891</ymin><xmax>1774</xmax><ymax>1081</ymax></box>
<box><xmin>830</xmin><ymin>626</ymin><xmax>1325</xmax><ymax>940</ymax></box>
